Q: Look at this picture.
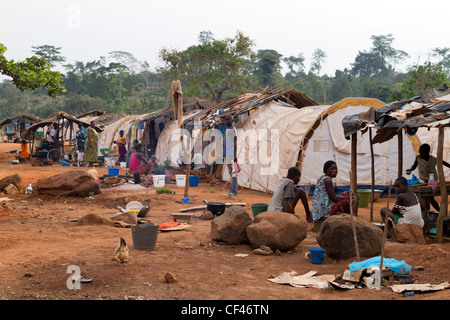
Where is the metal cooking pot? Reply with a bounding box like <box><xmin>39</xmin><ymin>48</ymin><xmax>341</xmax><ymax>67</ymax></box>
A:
<box><xmin>207</xmin><ymin>202</ymin><xmax>226</xmax><ymax>216</ymax></box>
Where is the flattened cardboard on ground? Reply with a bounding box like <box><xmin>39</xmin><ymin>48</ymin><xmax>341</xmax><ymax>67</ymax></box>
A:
<box><xmin>390</xmin><ymin>282</ymin><xmax>450</xmax><ymax>293</ymax></box>
<box><xmin>268</xmin><ymin>271</ymin><xmax>335</xmax><ymax>289</ymax></box>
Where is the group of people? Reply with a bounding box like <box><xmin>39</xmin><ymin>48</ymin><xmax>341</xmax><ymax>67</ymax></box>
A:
<box><xmin>268</xmin><ymin>161</ymin><xmax>358</xmax><ymax>224</ymax></box>
<box><xmin>268</xmin><ymin>143</ymin><xmax>449</xmax><ymax>234</ymax></box>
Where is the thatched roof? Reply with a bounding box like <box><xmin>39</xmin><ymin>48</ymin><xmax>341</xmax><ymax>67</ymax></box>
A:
<box><xmin>0</xmin><ymin>113</ymin><xmax>42</xmax><ymax>127</ymax></box>
<box><xmin>184</xmin><ymin>88</ymin><xmax>320</xmax><ymax>127</ymax></box>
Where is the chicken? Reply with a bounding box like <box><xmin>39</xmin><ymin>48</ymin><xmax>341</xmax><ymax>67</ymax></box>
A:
<box><xmin>111</xmin><ymin>237</ymin><xmax>129</xmax><ymax>265</ymax></box>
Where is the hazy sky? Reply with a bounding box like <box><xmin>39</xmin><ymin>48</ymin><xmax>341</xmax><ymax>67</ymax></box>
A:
<box><xmin>1</xmin><ymin>0</ymin><xmax>449</xmax><ymax>78</ymax></box>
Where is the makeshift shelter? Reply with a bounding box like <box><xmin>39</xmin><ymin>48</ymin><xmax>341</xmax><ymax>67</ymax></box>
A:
<box><xmin>0</xmin><ymin>113</ymin><xmax>42</xmax><ymax>142</ymax></box>
<box><xmin>23</xmin><ymin>111</ymin><xmax>102</xmax><ymax>159</ymax></box>
<box><xmin>137</xmin><ymin>97</ymin><xmax>216</xmax><ymax>158</ymax></box>
<box><xmin>220</xmin><ymin>97</ymin><xmax>420</xmax><ymax>193</ymax></box>
<box><xmin>342</xmin><ymin>86</ymin><xmax>450</xmax><ymax>243</ymax></box>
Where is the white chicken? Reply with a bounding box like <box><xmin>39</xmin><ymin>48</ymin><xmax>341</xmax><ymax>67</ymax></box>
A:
<box><xmin>112</xmin><ymin>237</ymin><xmax>129</xmax><ymax>265</ymax></box>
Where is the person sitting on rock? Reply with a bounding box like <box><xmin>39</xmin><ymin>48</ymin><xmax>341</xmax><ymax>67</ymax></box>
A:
<box><xmin>311</xmin><ymin>160</ymin><xmax>359</xmax><ymax>222</ymax></box>
<box><xmin>268</xmin><ymin>167</ymin><xmax>312</xmax><ymax>222</ymax></box>
<box><xmin>380</xmin><ymin>177</ymin><xmax>424</xmax><ymax>236</ymax></box>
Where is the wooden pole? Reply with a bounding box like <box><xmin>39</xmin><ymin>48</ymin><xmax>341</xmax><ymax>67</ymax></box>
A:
<box><xmin>379</xmin><ymin>180</ymin><xmax>393</xmax><ymax>285</ymax></box>
<box><xmin>436</xmin><ymin>126</ymin><xmax>448</xmax><ymax>243</ymax></box>
<box><xmin>397</xmin><ymin>131</ymin><xmax>403</xmax><ymax>178</ymax></box>
<box><xmin>351</xmin><ymin>133</ymin><xmax>357</xmax><ymax>194</ymax></box>
<box><xmin>349</xmin><ymin>171</ymin><xmax>360</xmax><ymax>262</ymax></box>
<box><xmin>369</xmin><ymin>128</ymin><xmax>375</xmax><ymax>223</ymax></box>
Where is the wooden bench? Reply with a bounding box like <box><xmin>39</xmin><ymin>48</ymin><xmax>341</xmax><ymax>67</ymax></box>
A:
<box><xmin>171</xmin><ymin>213</ymin><xmax>194</xmax><ymax>224</ymax></box>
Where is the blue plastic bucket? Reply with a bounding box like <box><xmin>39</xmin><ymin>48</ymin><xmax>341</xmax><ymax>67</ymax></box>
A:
<box><xmin>183</xmin><ymin>197</ymin><xmax>190</xmax><ymax>204</ymax></box>
<box><xmin>310</xmin><ymin>248</ymin><xmax>326</xmax><ymax>264</ymax></box>
<box><xmin>189</xmin><ymin>175</ymin><xmax>199</xmax><ymax>187</ymax></box>
<box><xmin>108</xmin><ymin>168</ymin><xmax>119</xmax><ymax>176</ymax></box>
<box><xmin>61</xmin><ymin>161</ymin><xmax>70</xmax><ymax>167</ymax></box>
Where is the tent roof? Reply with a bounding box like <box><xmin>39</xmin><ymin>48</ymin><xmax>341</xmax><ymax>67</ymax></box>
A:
<box><xmin>185</xmin><ymin>88</ymin><xmax>319</xmax><ymax>127</ymax></box>
<box><xmin>342</xmin><ymin>86</ymin><xmax>450</xmax><ymax>143</ymax></box>
<box><xmin>0</xmin><ymin>113</ymin><xmax>42</xmax><ymax>127</ymax></box>
<box><xmin>137</xmin><ymin>97</ymin><xmax>216</xmax><ymax>123</ymax></box>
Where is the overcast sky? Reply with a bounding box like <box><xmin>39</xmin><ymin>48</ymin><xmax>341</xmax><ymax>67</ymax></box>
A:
<box><xmin>1</xmin><ymin>0</ymin><xmax>449</xmax><ymax>78</ymax></box>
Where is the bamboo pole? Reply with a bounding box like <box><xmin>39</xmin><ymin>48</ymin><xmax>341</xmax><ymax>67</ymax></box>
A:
<box><xmin>379</xmin><ymin>180</ymin><xmax>393</xmax><ymax>287</ymax></box>
<box><xmin>349</xmin><ymin>171</ymin><xmax>360</xmax><ymax>262</ymax></box>
<box><xmin>436</xmin><ymin>126</ymin><xmax>448</xmax><ymax>243</ymax></box>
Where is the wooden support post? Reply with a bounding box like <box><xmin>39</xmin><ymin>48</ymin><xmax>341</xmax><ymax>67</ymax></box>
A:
<box><xmin>436</xmin><ymin>126</ymin><xmax>448</xmax><ymax>243</ymax></box>
<box><xmin>397</xmin><ymin>131</ymin><xmax>403</xmax><ymax>178</ymax></box>
<box><xmin>380</xmin><ymin>180</ymin><xmax>393</xmax><ymax>286</ymax></box>
<box><xmin>369</xmin><ymin>128</ymin><xmax>375</xmax><ymax>222</ymax></box>
<box><xmin>351</xmin><ymin>133</ymin><xmax>357</xmax><ymax>194</ymax></box>
<box><xmin>349</xmin><ymin>171</ymin><xmax>360</xmax><ymax>262</ymax></box>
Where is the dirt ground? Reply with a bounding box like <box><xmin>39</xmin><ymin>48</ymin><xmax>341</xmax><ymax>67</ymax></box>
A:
<box><xmin>0</xmin><ymin>142</ymin><xmax>449</xmax><ymax>303</ymax></box>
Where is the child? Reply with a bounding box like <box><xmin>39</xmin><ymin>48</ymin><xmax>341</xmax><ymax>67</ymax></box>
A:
<box><xmin>115</xmin><ymin>130</ymin><xmax>127</xmax><ymax>163</ymax></box>
<box><xmin>75</xmin><ymin>145</ymin><xmax>85</xmax><ymax>167</ymax></box>
<box><xmin>406</xmin><ymin>143</ymin><xmax>450</xmax><ymax>211</ymax></box>
<box><xmin>311</xmin><ymin>160</ymin><xmax>359</xmax><ymax>222</ymax></box>
<box><xmin>268</xmin><ymin>167</ymin><xmax>312</xmax><ymax>222</ymax></box>
<box><xmin>380</xmin><ymin>177</ymin><xmax>424</xmax><ymax>236</ymax></box>
<box><xmin>20</xmin><ymin>140</ymin><xmax>29</xmax><ymax>163</ymax></box>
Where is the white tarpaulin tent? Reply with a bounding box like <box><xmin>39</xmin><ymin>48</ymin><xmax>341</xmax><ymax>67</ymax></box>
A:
<box><xmin>222</xmin><ymin>98</ymin><xmax>420</xmax><ymax>193</ymax></box>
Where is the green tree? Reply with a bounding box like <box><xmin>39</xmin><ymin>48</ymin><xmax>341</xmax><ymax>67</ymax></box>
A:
<box><xmin>0</xmin><ymin>43</ymin><xmax>65</xmax><ymax>98</ymax></box>
<box><xmin>158</xmin><ymin>31</ymin><xmax>255</xmax><ymax>102</ymax></box>
<box><xmin>283</xmin><ymin>53</ymin><xmax>305</xmax><ymax>79</ymax></box>
<box><xmin>253</xmin><ymin>49</ymin><xmax>283</xmax><ymax>88</ymax></box>
<box><xmin>310</xmin><ymin>49</ymin><xmax>327</xmax><ymax>75</ymax></box>
<box><xmin>398</xmin><ymin>62</ymin><xmax>449</xmax><ymax>99</ymax></box>
<box><xmin>432</xmin><ymin>47</ymin><xmax>450</xmax><ymax>76</ymax></box>
<box><xmin>31</xmin><ymin>45</ymin><xmax>66</xmax><ymax>68</ymax></box>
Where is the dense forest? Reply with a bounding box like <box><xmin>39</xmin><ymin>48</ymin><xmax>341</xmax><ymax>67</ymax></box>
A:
<box><xmin>1</xmin><ymin>31</ymin><xmax>449</xmax><ymax>121</ymax></box>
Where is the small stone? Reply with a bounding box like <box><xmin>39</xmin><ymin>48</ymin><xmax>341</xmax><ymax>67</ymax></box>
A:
<box><xmin>164</xmin><ymin>272</ymin><xmax>178</xmax><ymax>283</ymax></box>
<box><xmin>252</xmin><ymin>248</ymin><xmax>272</xmax><ymax>256</ymax></box>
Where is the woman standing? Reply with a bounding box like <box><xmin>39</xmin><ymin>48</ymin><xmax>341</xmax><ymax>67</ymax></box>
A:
<box><xmin>84</xmin><ymin>121</ymin><xmax>98</xmax><ymax>167</ymax></box>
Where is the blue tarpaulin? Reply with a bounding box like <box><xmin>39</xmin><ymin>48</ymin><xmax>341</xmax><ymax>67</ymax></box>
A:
<box><xmin>349</xmin><ymin>256</ymin><xmax>412</xmax><ymax>275</ymax></box>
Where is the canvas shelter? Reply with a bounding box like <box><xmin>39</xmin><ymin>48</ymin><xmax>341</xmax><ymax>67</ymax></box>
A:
<box><xmin>0</xmin><ymin>113</ymin><xmax>42</xmax><ymax>142</ymax></box>
<box><xmin>341</xmin><ymin>86</ymin><xmax>450</xmax><ymax>242</ymax></box>
<box><xmin>23</xmin><ymin>111</ymin><xmax>102</xmax><ymax>158</ymax></box>
<box><xmin>219</xmin><ymin>97</ymin><xmax>420</xmax><ymax>193</ymax></box>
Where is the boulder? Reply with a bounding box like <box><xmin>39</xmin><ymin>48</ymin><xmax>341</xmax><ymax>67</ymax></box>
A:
<box><xmin>0</xmin><ymin>174</ymin><xmax>23</xmax><ymax>192</ymax></box>
<box><xmin>391</xmin><ymin>224</ymin><xmax>426</xmax><ymax>244</ymax></box>
<box><xmin>4</xmin><ymin>184</ymin><xmax>19</xmax><ymax>195</ymax></box>
<box><xmin>35</xmin><ymin>170</ymin><xmax>100</xmax><ymax>197</ymax></box>
<box><xmin>317</xmin><ymin>215</ymin><xmax>383</xmax><ymax>259</ymax></box>
<box><xmin>246</xmin><ymin>211</ymin><xmax>307</xmax><ymax>251</ymax></box>
<box><xmin>210</xmin><ymin>206</ymin><xmax>253</xmax><ymax>244</ymax></box>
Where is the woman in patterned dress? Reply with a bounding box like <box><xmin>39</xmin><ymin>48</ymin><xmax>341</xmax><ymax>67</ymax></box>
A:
<box><xmin>84</xmin><ymin>121</ymin><xmax>98</xmax><ymax>167</ymax></box>
<box><xmin>311</xmin><ymin>160</ymin><xmax>359</xmax><ymax>221</ymax></box>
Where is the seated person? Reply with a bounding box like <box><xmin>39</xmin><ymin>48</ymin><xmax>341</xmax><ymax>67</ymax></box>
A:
<box><xmin>268</xmin><ymin>167</ymin><xmax>312</xmax><ymax>222</ymax></box>
<box><xmin>380</xmin><ymin>177</ymin><xmax>424</xmax><ymax>235</ymax></box>
<box><xmin>406</xmin><ymin>143</ymin><xmax>450</xmax><ymax>211</ymax></box>
<box><xmin>128</xmin><ymin>144</ymin><xmax>150</xmax><ymax>184</ymax></box>
<box><xmin>311</xmin><ymin>160</ymin><xmax>359</xmax><ymax>222</ymax></box>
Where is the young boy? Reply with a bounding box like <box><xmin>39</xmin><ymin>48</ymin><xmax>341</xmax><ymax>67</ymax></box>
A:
<box><xmin>406</xmin><ymin>143</ymin><xmax>450</xmax><ymax>211</ymax></box>
<box><xmin>380</xmin><ymin>177</ymin><xmax>424</xmax><ymax>236</ymax></box>
<box><xmin>268</xmin><ymin>167</ymin><xmax>312</xmax><ymax>222</ymax></box>
<box><xmin>75</xmin><ymin>145</ymin><xmax>85</xmax><ymax>167</ymax></box>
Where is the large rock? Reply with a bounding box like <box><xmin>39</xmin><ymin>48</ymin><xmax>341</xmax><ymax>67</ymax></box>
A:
<box><xmin>391</xmin><ymin>224</ymin><xmax>426</xmax><ymax>244</ymax></box>
<box><xmin>0</xmin><ymin>174</ymin><xmax>24</xmax><ymax>192</ymax></box>
<box><xmin>246</xmin><ymin>211</ymin><xmax>307</xmax><ymax>251</ymax></box>
<box><xmin>35</xmin><ymin>170</ymin><xmax>101</xmax><ymax>197</ymax></box>
<box><xmin>317</xmin><ymin>215</ymin><xmax>383</xmax><ymax>259</ymax></box>
<box><xmin>210</xmin><ymin>206</ymin><xmax>253</xmax><ymax>244</ymax></box>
